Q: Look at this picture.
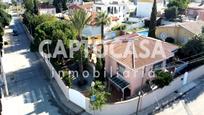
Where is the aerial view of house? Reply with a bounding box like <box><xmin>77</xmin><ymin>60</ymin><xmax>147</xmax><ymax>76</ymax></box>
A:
<box><xmin>0</xmin><ymin>0</ymin><xmax>204</xmax><ymax>115</ymax></box>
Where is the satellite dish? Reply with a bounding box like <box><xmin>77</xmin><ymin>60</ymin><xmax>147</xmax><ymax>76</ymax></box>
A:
<box><xmin>160</xmin><ymin>32</ymin><xmax>167</xmax><ymax>41</ymax></box>
<box><xmin>179</xmin><ymin>37</ymin><xmax>189</xmax><ymax>45</ymax></box>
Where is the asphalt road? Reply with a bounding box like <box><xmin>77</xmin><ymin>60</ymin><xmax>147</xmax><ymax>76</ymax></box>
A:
<box><xmin>1</xmin><ymin>14</ymin><xmax>64</xmax><ymax>115</ymax></box>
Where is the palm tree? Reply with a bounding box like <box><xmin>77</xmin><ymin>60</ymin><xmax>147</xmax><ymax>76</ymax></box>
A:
<box><xmin>95</xmin><ymin>12</ymin><xmax>110</xmax><ymax>81</ymax></box>
<box><xmin>69</xmin><ymin>9</ymin><xmax>91</xmax><ymax>85</ymax></box>
<box><xmin>96</xmin><ymin>12</ymin><xmax>111</xmax><ymax>42</ymax></box>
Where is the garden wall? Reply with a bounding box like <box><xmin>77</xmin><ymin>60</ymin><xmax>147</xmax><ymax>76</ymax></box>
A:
<box><xmin>86</xmin><ymin>65</ymin><xmax>204</xmax><ymax>115</ymax></box>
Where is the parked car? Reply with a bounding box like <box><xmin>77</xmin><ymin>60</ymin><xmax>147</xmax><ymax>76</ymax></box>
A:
<box><xmin>13</xmin><ymin>30</ymin><xmax>18</xmax><ymax>36</ymax></box>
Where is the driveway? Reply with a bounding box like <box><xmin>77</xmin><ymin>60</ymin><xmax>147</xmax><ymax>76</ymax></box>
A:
<box><xmin>1</xmin><ymin>14</ymin><xmax>64</xmax><ymax>115</ymax></box>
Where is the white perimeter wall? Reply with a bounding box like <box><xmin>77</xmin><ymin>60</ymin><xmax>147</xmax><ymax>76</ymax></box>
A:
<box><xmin>86</xmin><ymin>65</ymin><xmax>204</xmax><ymax>115</ymax></box>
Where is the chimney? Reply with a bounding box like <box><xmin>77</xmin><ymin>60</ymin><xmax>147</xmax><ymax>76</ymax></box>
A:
<box><xmin>131</xmin><ymin>40</ymin><xmax>136</xmax><ymax>69</ymax></box>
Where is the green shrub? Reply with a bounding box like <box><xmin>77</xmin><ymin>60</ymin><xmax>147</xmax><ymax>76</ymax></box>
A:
<box><xmin>152</xmin><ymin>70</ymin><xmax>173</xmax><ymax>88</ymax></box>
<box><xmin>111</xmin><ymin>24</ymin><xmax>126</xmax><ymax>31</ymax></box>
<box><xmin>62</xmin><ymin>70</ymin><xmax>73</xmax><ymax>87</ymax></box>
<box><xmin>90</xmin><ymin>81</ymin><xmax>110</xmax><ymax>110</ymax></box>
<box><xmin>165</xmin><ymin>6</ymin><xmax>178</xmax><ymax>20</ymax></box>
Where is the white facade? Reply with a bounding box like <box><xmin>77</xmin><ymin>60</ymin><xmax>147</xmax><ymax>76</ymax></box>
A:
<box><xmin>93</xmin><ymin>0</ymin><xmax>136</xmax><ymax>21</ymax></box>
<box><xmin>136</xmin><ymin>1</ymin><xmax>164</xmax><ymax>18</ymax></box>
<box><xmin>39</xmin><ymin>8</ymin><xmax>56</xmax><ymax>15</ymax></box>
<box><xmin>192</xmin><ymin>0</ymin><xmax>202</xmax><ymax>3</ymax></box>
<box><xmin>2</xmin><ymin>0</ymin><xmax>11</xmax><ymax>3</ymax></box>
<box><xmin>72</xmin><ymin>0</ymin><xmax>83</xmax><ymax>5</ymax></box>
<box><xmin>97</xmin><ymin>0</ymin><xmax>131</xmax><ymax>4</ymax></box>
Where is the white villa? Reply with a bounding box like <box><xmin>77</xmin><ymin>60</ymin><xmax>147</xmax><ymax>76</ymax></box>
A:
<box><xmin>72</xmin><ymin>0</ymin><xmax>83</xmax><ymax>5</ymax></box>
<box><xmin>38</xmin><ymin>3</ymin><xmax>56</xmax><ymax>15</ymax></box>
<box><xmin>136</xmin><ymin>0</ymin><xmax>165</xmax><ymax>18</ymax></box>
<box><xmin>93</xmin><ymin>0</ymin><xmax>136</xmax><ymax>22</ymax></box>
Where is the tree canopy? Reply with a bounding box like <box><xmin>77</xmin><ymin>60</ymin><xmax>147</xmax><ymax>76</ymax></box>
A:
<box><xmin>23</xmin><ymin>0</ymin><xmax>39</xmax><ymax>15</ymax></box>
<box><xmin>53</xmin><ymin>0</ymin><xmax>68</xmax><ymax>13</ymax></box>
<box><xmin>32</xmin><ymin>19</ymin><xmax>72</xmax><ymax>51</ymax></box>
<box><xmin>177</xmin><ymin>35</ymin><xmax>204</xmax><ymax>58</ymax></box>
<box><xmin>165</xmin><ymin>6</ymin><xmax>178</xmax><ymax>20</ymax></box>
<box><xmin>0</xmin><ymin>2</ymin><xmax>9</xmax><ymax>9</ymax></box>
<box><xmin>167</xmin><ymin>0</ymin><xmax>189</xmax><ymax>14</ymax></box>
<box><xmin>0</xmin><ymin>8</ymin><xmax>11</xmax><ymax>27</ymax></box>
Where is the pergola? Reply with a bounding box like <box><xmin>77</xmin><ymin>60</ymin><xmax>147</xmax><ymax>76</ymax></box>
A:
<box><xmin>108</xmin><ymin>75</ymin><xmax>130</xmax><ymax>100</ymax></box>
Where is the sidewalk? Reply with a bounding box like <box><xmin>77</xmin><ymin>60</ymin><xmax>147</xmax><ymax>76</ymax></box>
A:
<box><xmin>137</xmin><ymin>81</ymin><xmax>198</xmax><ymax>115</ymax></box>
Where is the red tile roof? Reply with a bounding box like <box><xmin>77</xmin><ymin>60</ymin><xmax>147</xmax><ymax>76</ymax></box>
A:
<box><xmin>104</xmin><ymin>34</ymin><xmax>178</xmax><ymax>69</ymax></box>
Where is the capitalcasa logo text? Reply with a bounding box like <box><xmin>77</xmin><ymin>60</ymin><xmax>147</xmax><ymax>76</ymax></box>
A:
<box><xmin>38</xmin><ymin>39</ymin><xmax>167</xmax><ymax>59</ymax></box>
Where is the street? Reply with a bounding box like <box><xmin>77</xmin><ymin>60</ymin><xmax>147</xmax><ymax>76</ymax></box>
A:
<box><xmin>1</xmin><ymin>14</ymin><xmax>63</xmax><ymax>115</ymax></box>
<box><xmin>156</xmin><ymin>78</ymin><xmax>204</xmax><ymax>115</ymax></box>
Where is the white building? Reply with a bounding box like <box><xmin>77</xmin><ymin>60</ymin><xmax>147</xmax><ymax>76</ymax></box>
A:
<box><xmin>192</xmin><ymin>0</ymin><xmax>203</xmax><ymax>3</ymax></box>
<box><xmin>72</xmin><ymin>0</ymin><xmax>83</xmax><ymax>5</ymax></box>
<box><xmin>2</xmin><ymin>0</ymin><xmax>11</xmax><ymax>3</ymax></box>
<box><xmin>136</xmin><ymin>0</ymin><xmax>165</xmax><ymax>18</ymax></box>
<box><xmin>93</xmin><ymin>0</ymin><xmax>136</xmax><ymax>22</ymax></box>
<box><xmin>38</xmin><ymin>3</ymin><xmax>56</xmax><ymax>15</ymax></box>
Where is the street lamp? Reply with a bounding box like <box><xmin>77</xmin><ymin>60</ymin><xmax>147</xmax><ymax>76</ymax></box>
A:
<box><xmin>91</xmin><ymin>81</ymin><xmax>95</xmax><ymax>99</ymax></box>
<box><xmin>91</xmin><ymin>81</ymin><xmax>95</xmax><ymax>87</ymax></box>
<box><xmin>90</xmin><ymin>81</ymin><xmax>96</xmax><ymax>115</ymax></box>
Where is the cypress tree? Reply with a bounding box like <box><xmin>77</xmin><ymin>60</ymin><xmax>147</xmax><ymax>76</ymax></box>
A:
<box><xmin>148</xmin><ymin>0</ymin><xmax>157</xmax><ymax>38</ymax></box>
<box><xmin>33</xmin><ymin>0</ymin><xmax>39</xmax><ymax>15</ymax></box>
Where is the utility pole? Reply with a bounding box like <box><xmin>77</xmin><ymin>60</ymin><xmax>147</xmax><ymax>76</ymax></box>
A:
<box><xmin>136</xmin><ymin>66</ymin><xmax>146</xmax><ymax>115</ymax></box>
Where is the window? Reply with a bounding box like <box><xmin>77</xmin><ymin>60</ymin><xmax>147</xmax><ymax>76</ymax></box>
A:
<box><xmin>118</xmin><ymin>63</ymin><xmax>126</xmax><ymax>76</ymax></box>
<box><xmin>96</xmin><ymin>7</ymin><xmax>101</xmax><ymax>12</ymax></box>
<box><xmin>107</xmin><ymin>7</ymin><xmax>111</xmax><ymax>13</ymax></box>
<box><xmin>153</xmin><ymin>61</ymin><xmax>163</xmax><ymax>70</ymax></box>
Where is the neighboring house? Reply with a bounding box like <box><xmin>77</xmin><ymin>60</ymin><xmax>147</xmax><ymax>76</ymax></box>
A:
<box><xmin>38</xmin><ymin>3</ymin><xmax>56</xmax><ymax>15</ymax></box>
<box><xmin>187</xmin><ymin>2</ymin><xmax>204</xmax><ymax>21</ymax></box>
<box><xmin>191</xmin><ymin>0</ymin><xmax>203</xmax><ymax>3</ymax></box>
<box><xmin>156</xmin><ymin>21</ymin><xmax>204</xmax><ymax>44</ymax></box>
<box><xmin>68</xmin><ymin>2</ymin><xmax>94</xmax><ymax>12</ymax></box>
<box><xmin>136</xmin><ymin>0</ymin><xmax>165</xmax><ymax>18</ymax></box>
<box><xmin>96</xmin><ymin>0</ymin><xmax>134</xmax><ymax>4</ymax></box>
<box><xmin>2</xmin><ymin>0</ymin><xmax>11</xmax><ymax>3</ymax></box>
<box><xmin>72</xmin><ymin>0</ymin><xmax>83</xmax><ymax>5</ymax></box>
<box><xmin>93</xmin><ymin>0</ymin><xmax>136</xmax><ymax>22</ymax></box>
<box><xmin>103</xmin><ymin>34</ymin><xmax>178</xmax><ymax>98</ymax></box>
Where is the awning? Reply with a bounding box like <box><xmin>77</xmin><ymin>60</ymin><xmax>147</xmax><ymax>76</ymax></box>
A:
<box><xmin>109</xmin><ymin>75</ymin><xmax>129</xmax><ymax>91</ymax></box>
